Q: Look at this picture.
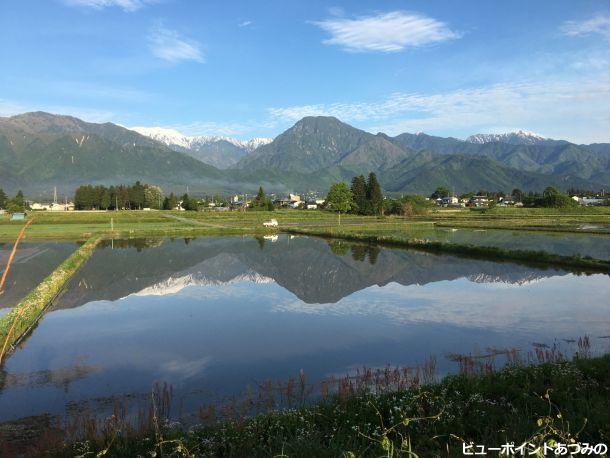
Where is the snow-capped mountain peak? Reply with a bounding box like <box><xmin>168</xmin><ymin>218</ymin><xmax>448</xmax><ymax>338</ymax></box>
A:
<box><xmin>466</xmin><ymin>130</ymin><xmax>549</xmax><ymax>145</ymax></box>
<box><xmin>130</xmin><ymin>126</ymin><xmax>273</xmax><ymax>153</ymax></box>
<box><xmin>130</xmin><ymin>126</ymin><xmax>193</xmax><ymax>149</ymax></box>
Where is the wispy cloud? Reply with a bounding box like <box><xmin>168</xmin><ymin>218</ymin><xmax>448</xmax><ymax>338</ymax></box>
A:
<box><xmin>561</xmin><ymin>14</ymin><xmax>610</xmax><ymax>40</ymax></box>
<box><xmin>174</xmin><ymin>119</ymin><xmax>276</xmax><ymax>137</ymax></box>
<box><xmin>312</xmin><ymin>11</ymin><xmax>460</xmax><ymax>53</ymax></box>
<box><xmin>62</xmin><ymin>0</ymin><xmax>155</xmax><ymax>12</ymax></box>
<box><xmin>148</xmin><ymin>24</ymin><xmax>204</xmax><ymax>63</ymax></box>
<box><xmin>238</xmin><ymin>20</ymin><xmax>253</xmax><ymax>28</ymax></box>
<box><xmin>268</xmin><ymin>76</ymin><xmax>610</xmax><ymax>143</ymax></box>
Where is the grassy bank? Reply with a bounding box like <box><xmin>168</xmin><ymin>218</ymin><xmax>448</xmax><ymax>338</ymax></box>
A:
<box><xmin>284</xmin><ymin>227</ymin><xmax>610</xmax><ymax>272</ymax></box>
<box><xmin>30</xmin><ymin>355</ymin><xmax>610</xmax><ymax>457</ymax></box>
<box><xmin>0</xmin><ymin>236</ymin><xmax>102</xmax><ymax>359</ymax></box>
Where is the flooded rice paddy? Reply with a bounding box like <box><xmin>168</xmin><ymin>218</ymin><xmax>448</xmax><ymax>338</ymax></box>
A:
<box><xmin>1</xmin><ymin>234</ymin><xmax>609</xmax><ymax>427</ymax></box>
<box><xmin>0</xmin><ymin>241</ymin><xmax>77</xmax><ymax>317</ymax></box>
<box><xmin>402</xmin><ymin>225</ymin><xmax>610</xmax><ymax>260</ymax></box>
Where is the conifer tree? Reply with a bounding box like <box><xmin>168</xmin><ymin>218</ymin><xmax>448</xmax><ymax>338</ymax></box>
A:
<box><xmin>0</xmin><ymin>188</ymin><xmax>7</xmax><ymax>209</ymax></box>
<box><xmin>366</xmin><ymin>172</ymin><xmax>383</xmax><ymax>216</ymax></box>
<box><xmin>350</xmin><ymin>175</ymin><xmax>368</xmax><ymax>215</ymax></box>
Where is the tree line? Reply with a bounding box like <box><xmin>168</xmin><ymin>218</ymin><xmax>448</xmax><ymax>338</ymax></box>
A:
<box><xmin>0</xmin><ymin>189</ymin><xmax>28</xmax><ymax>212</ymax></box>
<box><xmin>74</xmin><ymin>182</ymin><xmax>164</xmax><ymax>210</ymax></box>
<box><xmin>325</xmin><ymin>172</ymin><xmax>434</xmax><ymax>221</ymax></box>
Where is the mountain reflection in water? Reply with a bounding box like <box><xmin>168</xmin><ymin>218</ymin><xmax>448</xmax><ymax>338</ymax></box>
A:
<box><xmin>59</xmin><ymin>235</ymin><xmax>571</xmax><ymax>307</ymax></box>
<box><xmin>1</xmin><ymin>235</ymin><xmax>609</xmax><ymax>425</ymax></box>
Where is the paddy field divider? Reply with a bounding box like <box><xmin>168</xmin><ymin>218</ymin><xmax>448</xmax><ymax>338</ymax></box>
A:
<box><xmin>0</xmin><ymin>235</ymin><xmax>102</xmax><ymax>364</ymax></box>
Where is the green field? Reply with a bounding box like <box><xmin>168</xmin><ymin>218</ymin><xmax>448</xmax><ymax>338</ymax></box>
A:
<box><xmin>0</xmin><ymin>210</ymin><xmax>372</xmax><ymax>239</ymax></box>
<box><xmin>1</xmin><ymin>207</ymin><xmax>610</xmax><ymax>240</ymax></box>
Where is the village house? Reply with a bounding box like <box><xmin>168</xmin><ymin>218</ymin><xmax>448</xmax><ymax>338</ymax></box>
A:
<box><xmin>30</xmin><ymin>201</ymin><xmax>75</xmax><ymax>211</ymax></box>
<box><xmin>469</xmin><ymin>195</ymin><xmax>489</xmax><ymax>207</ymax></box>
<box><xmin>439</xmin><ymin>196</ymin><xmax>459</xmax><ymax>207</ymax></box>
<box><xmin>305</xmin><ymin>199</ymin><xmax>318</xmax><ymax>210</ymax></box>
<box><xmin>275</xmin><ymin>193</ymin><xmax>301</xmax><ymax>209</ymax></box>
<box><xmin>577</xmin><ymin>196</ymin><xmax>608</xmax><ymax>206</ymax></box>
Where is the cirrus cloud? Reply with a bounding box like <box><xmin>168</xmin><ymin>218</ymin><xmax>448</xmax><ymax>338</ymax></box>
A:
<box><xmin>561</xmin><ymin>14</ymin><xmax>610</xmax><ymax>40</ymax></box>
<box><xmin>312</xmin><ymin>11</ymin><xmax>460</xmax><ymax>53</ymax></box>
<box><xmin>148</xmin><ymin>25</ymin><xmax>204</xmax><ymax>63</ymax></box>
<box><xmin>62</xmin><ymin>0</ymin><xmax>156</xmax><ymax>12</ymax></box>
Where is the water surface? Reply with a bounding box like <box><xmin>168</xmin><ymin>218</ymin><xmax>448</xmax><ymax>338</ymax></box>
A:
<box><xmin>1</xmin><ymin>235</ymin><xmax>609</xmax><ymax>424</ymax></box>
<box><xmin>0</xmin><ymin>241</ymin><xmax>77</xmax><ymax>316</ymax></box>
<box><xmin>402</xmin><ymin>225</ymin><xmax>610</xmax><ymax>260</ymax></box>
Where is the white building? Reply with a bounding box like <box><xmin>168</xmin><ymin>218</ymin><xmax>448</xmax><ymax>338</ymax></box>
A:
<box><xmin>440</xmin><ymin>196</ymin><xmax>459</xmax><ymax>207</ymax></box>
<box><xmin>578</xmin><ymin>197</ymin><xmax>607</xmax><ymax>206</ymax></box>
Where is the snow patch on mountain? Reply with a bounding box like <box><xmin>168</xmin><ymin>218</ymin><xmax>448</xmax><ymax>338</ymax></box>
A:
<box><xmin>131</xmin><ymin>272</ymin><xmax>275</xmax><ymax>297</ymax></box>
<box><xmin>466</xmin><ymin>130</ymin><xmax>548</xmax><ymax>145</ymax></box>
<box><xmin>131</xmin><ymin>126</ymin><xmax>272</xmax><ymax>152</ymax></box>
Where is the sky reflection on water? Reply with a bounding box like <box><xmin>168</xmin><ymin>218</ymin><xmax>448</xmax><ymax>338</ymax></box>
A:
<box><xmin>1</xmin><ymin>235</ymin><xmax>609</xmax><ymax>423</ymax></box>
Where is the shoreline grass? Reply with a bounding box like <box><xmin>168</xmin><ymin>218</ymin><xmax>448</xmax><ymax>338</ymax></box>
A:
<box><xmin>284</xmin><ymin>227</ymin><xmax>610</xmax><ymax>273</ymax></box>
<box><xmin>15</xmin><ymin>354</ymin><xmax>610</xmax><ymax>457</ymax></box>
<box><xmin>0</xmin><ymin>236</ymin><xmax>102</xmax><ymax>361</ymax></box>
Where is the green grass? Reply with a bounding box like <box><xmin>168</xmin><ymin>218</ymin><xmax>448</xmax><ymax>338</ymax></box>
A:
<box><xmin>0</xmin><ymin>236</ymin><xmax>102</xmax><ymax>356</ymax></box>
<box><xmin>36</xmin><ymin>355</ymin><xmax>610</xmax><ymax>457</ymax></box>
<box><xmin>2</xmin><ymin>208</ymin><xmax>610</xmax><ymax>240</ymax></box>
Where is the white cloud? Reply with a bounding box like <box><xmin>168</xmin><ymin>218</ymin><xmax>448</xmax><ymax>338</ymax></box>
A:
<box><xmin>148</xmin><ymin>25</ymin><xmax>204</xmax><ymax>63</ymax></box>
<box><xmin>62</xmin><ymin>0</ymin><xmax>155</xmax><ymax>12</ymax></box>
<box><xmin>562</xmin><ymin>14</ymin><xmax>610</xmax><ymax>39</ymax></box>
<box><xmin>268</xmin><ymin>76</ymin><xmax>610</xmax><ymax>143</ymax></box>
<box><xmin>238</xmin><ymin>20</ymin><xmax>253</xmax><ymax>28</ymax></box>
<box><xmin>312</xmin><ymin>11</ymin><xmax>460</xmax><ymax>53</ymax></box>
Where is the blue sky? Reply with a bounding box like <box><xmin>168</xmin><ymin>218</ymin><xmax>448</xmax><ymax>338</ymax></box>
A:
<box><xmin>1</xmin><ymin>0</ymin><xmax>609</xmax><ymax>142</ymax></box>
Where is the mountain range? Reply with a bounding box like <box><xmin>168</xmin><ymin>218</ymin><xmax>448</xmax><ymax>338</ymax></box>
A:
<box><xmin>1</xmin><ymin>111</ymin><xmax>608</xmax><ymax>197</ymax></box>
<box><xmin>131</xmin><ymin>126</ymin><xmax>272</xmax><ymax>169</ymax></box>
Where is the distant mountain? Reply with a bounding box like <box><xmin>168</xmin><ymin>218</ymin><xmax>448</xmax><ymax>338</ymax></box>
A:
<box><xmin>385</xmin><ymin>129</ymin><xmax>610</xmax><ymax>184</ymax></box>
<box><xmin>1</xmin><ymin>111</ymin><xmax>608</xmax><ymax>196</ymax></box>
<box><xmin>236</xmin><ymin>116</ymin><xmax>605</xmax><ymax>192</ymax></box>
<box><xmin>466</xmin><ymin>130</ymin><xmax>558</xmax><ymax>146</ymax></box>
<box><xmin>388</xmin><ymin>132</ymin><xmax>464</xmax><ymax>155</ymax></box>
<box><xmin>586</xmin><ymin>143</ymin><xmax>610</xmax><ymax>154</ymax></box>
<box><xmin>0</xmin><ymin>112</ymin><xmax>228</xmax><ymax>195</ymax></box>
<box><xmin>131</xmin><ymin>126</ymin><xmax>272</xmax><ymax>169</ymax></box>
<box><xmin>383</xmin><ymin>152</ymin><xmax>594</xmax><ymax>193</ymax></box>
<box><xmin>238</xmin><ymin>116</ymin><xmax>413</xmax><ymax>173</ymax></box>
